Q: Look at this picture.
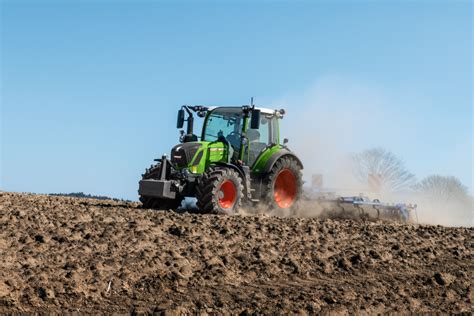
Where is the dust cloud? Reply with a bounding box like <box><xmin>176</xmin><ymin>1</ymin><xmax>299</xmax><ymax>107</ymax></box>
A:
<box><xmin>267</xmin><ymin>76</ymin><xmax>472</xmax><ymax>226</ymax></box>
<box><xmin>409</xmin><ymin>194</ymin><xmax>473</xmax><ymax>227</ymax></box>
<box><xmin>276</xmin><ymin>76</ymin><xmax>388</xmax><ymax>195</ymax></box>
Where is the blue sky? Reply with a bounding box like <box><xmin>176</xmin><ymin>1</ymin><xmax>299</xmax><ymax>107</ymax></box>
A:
<box><xmin>1</xmin><ymin>0</ymin><xmax>472</xmax><ymax>200</ymax></box>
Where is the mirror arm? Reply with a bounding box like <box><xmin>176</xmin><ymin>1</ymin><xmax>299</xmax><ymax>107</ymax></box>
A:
<box><xmin>187</xmin><ymin>115</ymin><xmax>194</xmax><ymax>135</ymax></box>
<box><xmin>182</xmin><ymin>106</ymin><xmax>192</xmax><ymax>116</ymax></box>
<box><xmin>181</xmin><ymin>106</ymin><xmax>194</xmax><ymax>136</ymax></box>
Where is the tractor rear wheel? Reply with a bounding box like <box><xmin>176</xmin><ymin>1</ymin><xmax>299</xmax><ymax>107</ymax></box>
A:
<box><xmin>264</xmin><ymin>156</ymin><xmax>303</xmax><ymax>214</ymax></box>
<box><xmin>196</xmin><ymin>168</ymin><xmax>243</xmax><ymax>215</ymax></box>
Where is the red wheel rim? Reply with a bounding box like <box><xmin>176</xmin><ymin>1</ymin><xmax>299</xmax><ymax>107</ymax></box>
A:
<box><xmin>218</xmin><ymin>180</ymin><xmax>237</xmax><ymax>209</ymax></box>
<box><xmin>274</xmin><ymin>169</ymin><xmax>297</xmax><ymax>208</ymax></box>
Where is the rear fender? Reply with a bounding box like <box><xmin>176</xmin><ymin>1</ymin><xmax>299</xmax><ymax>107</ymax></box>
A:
<box><xmin>262</xmin><ymin>150</ymin><xmax>304</xmax><ymax>174</ymax></box>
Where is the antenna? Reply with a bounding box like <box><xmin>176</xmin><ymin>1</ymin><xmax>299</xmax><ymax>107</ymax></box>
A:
<box><xmin>250</xmin><ymin>97</ymin><xmax>254</xmax><ymax>109</ymax></box>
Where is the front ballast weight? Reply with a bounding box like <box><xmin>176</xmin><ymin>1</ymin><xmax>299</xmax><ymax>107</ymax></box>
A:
<box><xmin>139</xmin><ymin>180</ymin><xmax>175</xmax><ymax>199</ymax></box>
<box><xmin>139</xmin><ymin>154</ymin><xmax>177</xmax><ymax>200</ymax></box>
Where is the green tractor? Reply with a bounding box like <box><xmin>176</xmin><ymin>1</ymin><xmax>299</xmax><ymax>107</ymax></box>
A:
<box><xmin>138</xmin><ymin>102</ymin><xmax>303</xmax><ymax>214</ymax></box>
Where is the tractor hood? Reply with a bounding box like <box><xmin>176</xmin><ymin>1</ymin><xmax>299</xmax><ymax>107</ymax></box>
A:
<box><xmin>170</xmin><ymin>141</ymin><xmax>229</xmax><ymax>173</ymax></box>
<box><xmin>171</xmin><ymin>142</ymin><xmax>203</xmax><ymax>168</ymax></box>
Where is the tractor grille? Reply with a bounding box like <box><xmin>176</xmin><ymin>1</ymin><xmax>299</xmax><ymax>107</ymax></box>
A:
<box><xmin>171</xmin><ymin>143</ymin><xmax>201</xmax><ymax>168</ymax></box>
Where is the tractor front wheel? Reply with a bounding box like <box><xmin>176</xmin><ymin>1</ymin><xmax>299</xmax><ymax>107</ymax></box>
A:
<box><xmin>196</xmin><ymin>168</ymin><xmax>243</xmax><ymax>215</ymax></box>
<box><xmin>264</xmin><ymin>156</ymin><xmax>303</xmax><ymax>214</ymax></box>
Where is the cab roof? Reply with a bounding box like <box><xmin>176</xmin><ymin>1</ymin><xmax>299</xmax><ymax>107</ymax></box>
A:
<box><xmin>208</xmin><ymin>106</ymin><xmax>276</xmax><ymax>115</ymax></box>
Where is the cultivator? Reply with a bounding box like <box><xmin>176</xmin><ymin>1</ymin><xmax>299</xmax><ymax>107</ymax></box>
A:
<box><xmin>310</xmin><ymin>194</ymin><xmax>418</xmax><ymax>223</ymax></box>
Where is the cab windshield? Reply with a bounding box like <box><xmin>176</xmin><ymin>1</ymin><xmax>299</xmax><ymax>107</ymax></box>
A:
<box><xmin>202</xmin><ymin>108</ymin><xmax>243</xmax><ymax>141</ymax></box>
<box><xmin>202</xmin><ymin>107</ymin><xmax>243</xmax><ymax>148</ymax></box>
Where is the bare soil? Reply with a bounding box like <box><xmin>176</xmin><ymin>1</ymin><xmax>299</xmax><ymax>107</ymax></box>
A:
<box><xmin>0</xmin><ymin>192</ymin><xmax>472</xmax><ymax>314</ymax></box>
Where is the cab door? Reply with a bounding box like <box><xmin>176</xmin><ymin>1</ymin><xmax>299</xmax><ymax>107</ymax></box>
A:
<box><xmin>245</xmin><ymin>115</ymin><xmax>278</xmax><ymax>167</ymax></box>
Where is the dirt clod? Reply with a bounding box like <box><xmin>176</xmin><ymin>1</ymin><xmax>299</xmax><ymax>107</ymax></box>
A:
<box><xmin>434</xmin><ymin>272</ymin><xmax>456</xmax><ymax>286</ymax></box>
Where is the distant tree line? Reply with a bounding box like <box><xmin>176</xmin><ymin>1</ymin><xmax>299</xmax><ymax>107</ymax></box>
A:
<box><xmin>49</xmin><ymin>192</ymin><xmax>132</xmax><ymax>202</ymax></box>
<box><xmin>351</xmin><ymin>147</ymin><xmax>470</xmax><ymax>198</ymax></box>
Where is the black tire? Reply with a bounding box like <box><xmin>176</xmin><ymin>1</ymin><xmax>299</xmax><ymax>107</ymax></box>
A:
<box><xmin>140</xmin><ymin>196</ymin><xmax>183</xmax><ymax>210</ymax></box>
<box><xmin>139</xmin><ymin>163</ymin><xmax>183</xmax><ymax>211</ymax></box>
<box><xmin>264</xmin><ymin>156</ymin><xmax>303</xmax><ymax>215</ymax></box>
<box><xmin>196</xmin><ymin>167</ymin><xmax>243</xmax><ymax>215</ymax></box>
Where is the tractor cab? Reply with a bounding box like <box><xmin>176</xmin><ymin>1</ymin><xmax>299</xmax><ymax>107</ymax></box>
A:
<box><xmin>202</xmin><ymin>106</ymin><xmax>280</xmax><ymax>167</ymax></box>
<box><xmin>178</xmin><ymin>105</ymin><xmax>283</xmax><ymax>169</ymax></box>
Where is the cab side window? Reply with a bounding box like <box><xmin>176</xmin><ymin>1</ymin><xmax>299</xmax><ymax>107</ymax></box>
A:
<box><xmin>246</xmin><ymin>115</ymin><xmax>274</xmax><ymax>166</ymax></box>
<box><xmin>269</xmin><ymin>117</ymin><xmax>278</xmax><ymax>144</ymax></box>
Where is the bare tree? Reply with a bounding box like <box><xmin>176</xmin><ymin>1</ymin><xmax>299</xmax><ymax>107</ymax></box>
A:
<box><xmin>415</xmin><ymin>175</ymin><xmax>468</xmax><ymax>202</ymax></box>
<box><xmin>351</xmin><ymin>148</ymin><xmax>416</xmax><ymax>193</ymax></box>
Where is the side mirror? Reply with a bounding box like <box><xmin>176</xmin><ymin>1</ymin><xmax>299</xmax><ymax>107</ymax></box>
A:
<box><xmin>250</xmin><ymin>109</ymin><xmax>261</xmax><ymax>129</ymax></box>
<box><xmin>283</xmin><ymin>138</ymin><xmax>289</xmax><ymax>144</ymax></box>
<box><xmin>177</xmin><ymin>109</ymin><xmax>185</xmax><ymax>128</ymax></box>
